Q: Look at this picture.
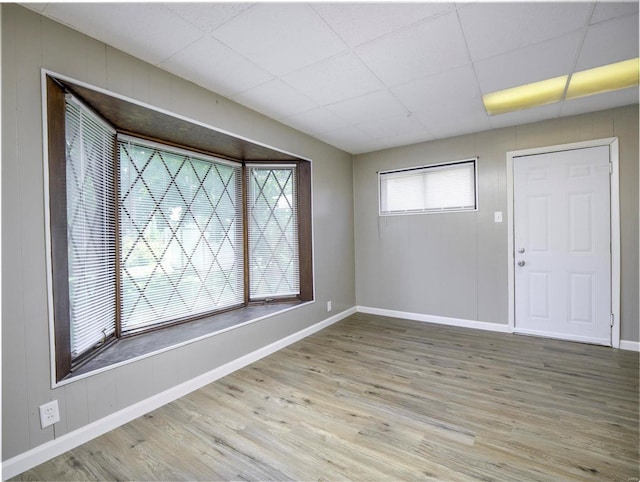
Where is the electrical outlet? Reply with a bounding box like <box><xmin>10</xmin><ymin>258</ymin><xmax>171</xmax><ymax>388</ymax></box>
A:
<box><xmin>39</xmin><ymin>400</ymin><xmax>60</xmax><ymax>429</ymax></box>
<box><xmin>327</xmin><ymin>300</ymin><xmax>332</xmax><ymax>312</ymax></box>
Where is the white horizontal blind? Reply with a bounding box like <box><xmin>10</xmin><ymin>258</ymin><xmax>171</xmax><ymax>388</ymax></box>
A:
<box><xmin>118</xmin><ymin>137</ymin><xmax>243</xmax><ymax>332</ymax></box>
<box><xmin>380</xmin><ymin>160</ymin><xmax>477</xmax><ymax>215</ymax></box>
<box><xmin>247</xmin><ymin>165</ymin><xmax>300</xmax><ymax>299</ymax></box>
<box><xmin>65</xmin><ymin>96</ymin><xmax>117</xmax><ymax>359</ymax></box>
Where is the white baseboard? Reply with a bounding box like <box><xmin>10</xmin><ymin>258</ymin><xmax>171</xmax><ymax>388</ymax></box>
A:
<box><xmin>357</xmin><ymin>306</ymin><xmax>510</xmax><ymax>333</ymax></box>
<box><xmin>2</xmin><ymin>307</ymin><xmax>356</xmax><ymax>480</ymax></box>
<box><xmin>620</xmin><ymin>340</ymin><xmax>640</xmax><ymax>352</ymax></box>
<box><xmin>358</xmin><ymin>306</ymin><xmax>640</xmax><ymax>351</ymax></box>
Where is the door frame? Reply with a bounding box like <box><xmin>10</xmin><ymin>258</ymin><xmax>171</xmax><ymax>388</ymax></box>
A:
<box><xmin>506</xmin><ymin>138</ymin><xmax>620</xmax><ymax>348</ymax></box>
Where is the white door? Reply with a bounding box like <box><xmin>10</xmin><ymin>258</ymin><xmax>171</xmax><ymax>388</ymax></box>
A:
<box><xmin>513</xmin><ymin>146</ymin><xmax>611</xmax><ymax>345</ymax></box>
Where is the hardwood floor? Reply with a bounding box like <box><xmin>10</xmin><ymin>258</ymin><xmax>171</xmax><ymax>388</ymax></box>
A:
<box><xmin>15</xmin><ymin>313</ymin><xmax>640</xmax><ymax>481</ymax></box>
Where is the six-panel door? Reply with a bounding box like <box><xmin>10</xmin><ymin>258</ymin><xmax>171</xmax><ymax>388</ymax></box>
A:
<box><xmin>513</xmin><ymin>146</ymin><xmax>611</xmax><ymax>345</ymax></box>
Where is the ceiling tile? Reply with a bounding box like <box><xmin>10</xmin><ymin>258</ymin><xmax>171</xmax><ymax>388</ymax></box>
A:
<box><xmin>326</xmin><ymin>90</ymin><xmax>409</xmax><ymax>125</ymax></box>
<box><xmin>391</xmin><ymin>64</ymin><xmax>481</xmax><ymax>113</ymax></box>
<box><xmin>231</xmin><ymin>80</ymin><xmax>316</xmax><ymax>120</ymax></box>
<box><xmin>590</xmin><ymin>1</ymin><xmax>639</xmax><ymax>24</ymax></box>
<box><xmin>355</xmin><ymin>113</ymin><xmax>430</xmax><ymax>141</ymax></box>
<box><xmin>160</xmin><ymin>36</ymin><xmax>273</xmax><ymax>97</ymax></box>
<box><xmin>413</xmin><ymin>97</ymin><xmax>491</xmax><ymax>139</ymax></box>
<box><xmin>212</xmin><ymin>3</ymin><xmax>346</xmax><ymax>77</ymax></box>
<box><xmin>163</xmin><ymin>3</ymin><xmax>254</xmax><ymax>33</ymax></box>
<box><xmin>282</xmin><ymin>52</ymin><xmax>384</xmax><ymax>105</ymax></box>
<box><xmin>488</xmin><ymin>103</ymin><xmax>562</xmax><ymax>130</ymax></box>
<box><xmin>459</xmin><ymin>2</ymin><xmax>592</xmax><ymax>61</ymax></box>
<box><xmin>281</xmin><ymin>107</ymin><xmax>350</xmax><ymax>136</ymax></box>
<box><xmin>474</xmin><ymin>31</ymin><xmax>582</xmax><ymax>94</ymax></box>
<box><xmin>312</xmin><ymin>3</ymin><xmax>452</xmax><ymax>48</ymax></box>
<box><xmin>25</xmin><ymin>3</ymin><xmax>48</xmax><ymax>13</ymax></box>
<box><xmin>44</xmin><ymin>3</ymin><xmax>203</xmax><ymax>65</ymax></box>
<box><xmin>560</xmin><ymin>86</ymin><xmax>639</xmax><ymax>117</ymax></box>
<box><xmin>318</xmin><ymin>126</ymin><xmax>375</xmax><ymax>154</ymax></box>
<box><xmin>575</xmin><ymin>14</ymin><xmax>639</xmax><ymax>70</ymax></box>
<box><xmin>357</xmin><ymin>11</ymin><xmax>469</xmax><ymax>86</ymax></box>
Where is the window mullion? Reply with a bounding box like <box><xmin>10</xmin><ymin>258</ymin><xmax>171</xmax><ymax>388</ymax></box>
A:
<box><xmin>242</xmin><ymin>163</ymin><xmax>250</xmax><ymax>305</ymax></box>
<box><xmin>114</xmin><ymin>136</ymin><xmax>122</xmax><ymax>338</ymax></box>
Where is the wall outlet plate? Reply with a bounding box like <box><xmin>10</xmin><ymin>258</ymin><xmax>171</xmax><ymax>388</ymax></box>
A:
<box><xmin>39</xmin><ymin>400</ymin><xmax>60</xmax><ymax>429</ymax></box>
<box><xmin>327</xmin><ymin>300</ymin><xmax>332</xmax><ymax>312</ymax></box>
<box><xmin>494</xmin><ymin>211</ymin><xmax>503</xmax><ymax>223</ymax></box>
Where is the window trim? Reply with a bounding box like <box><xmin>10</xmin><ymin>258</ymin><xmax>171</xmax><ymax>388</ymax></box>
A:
<box><xmin>378</xmin><ymin>158</ymin><xmax>479</xmax><ymax>216</ymax></box>
<box><xmin>42</xmin><ymin>70</ymin><xmax>315</xmax><ymax>386</ymax></box>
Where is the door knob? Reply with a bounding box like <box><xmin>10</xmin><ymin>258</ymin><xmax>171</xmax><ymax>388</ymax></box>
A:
<box><xmin>517</xmin><ymin>248</ymin><xmax>525</xmax><ymax>253</ymax></box>
<box><xmin>517</xmin><ymin>260</ymin><xmax>525</xmax><ymax>267</ymax></box>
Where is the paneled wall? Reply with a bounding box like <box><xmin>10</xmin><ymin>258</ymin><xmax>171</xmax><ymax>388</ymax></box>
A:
<box><xmin>2</xmin><ymin>4</ymin><xmax>355</xmax><ymax>461</ymax></box>
<box><xmin>354</xmin><ymin>106</ymin><xmax>639</xmax><ymax>341</ymax></box>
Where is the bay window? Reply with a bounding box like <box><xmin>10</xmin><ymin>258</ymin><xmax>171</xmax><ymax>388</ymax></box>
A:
<box><xmin>45</xmin><ymin>74</ymin><xmax>313</xmax><ymax>382</ymax></box>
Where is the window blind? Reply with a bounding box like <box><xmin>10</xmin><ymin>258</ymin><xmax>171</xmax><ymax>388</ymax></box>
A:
<box><xmin>65</xmin><ymin>95</ymin><xmax>117</xmax><ymax>359</ymax></box>
<box><xmin>118</xmin><ymin>136</ymin><xmax>244</xmax><ymax>332</ymax></box>
<box><xmin>379</xmin><ymin>160</ymin><xmax>477</xmax><ymax>215</ymax></box>
<box><xmin>247</xmin><ymin>165</ymin><xmax>300</xmax><ymax>299</ymax></box>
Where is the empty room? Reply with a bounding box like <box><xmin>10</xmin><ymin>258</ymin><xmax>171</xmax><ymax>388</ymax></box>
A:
<box><xmin>2</xmin><ymin>2</ymin><xmax>639</xmax><ymax>480</ymax></box>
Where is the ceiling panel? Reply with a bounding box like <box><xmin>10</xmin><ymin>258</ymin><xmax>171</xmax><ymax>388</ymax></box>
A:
<box><xmin>590</xmin><ymin>1</ymin><xmax>639</xmax><ymax>24</ymax></box>
<box><xmin>160</xmin><ymin>36</ymin><xmax>273</xmax><ymax>97</ymax></box>
<box><xmin>488</xmin><ymin>103</ymin><xmax>563</xmax><ymax>130</ymax></box>
<box><xmin>319</xmin><ymin>126</ymin><xmax>376</xmax><ymax>154</ymax></box>
<box><xmin>326</xmin><ymin>90</ymin><xmax>409</xmax><ymax>125</ymax></box>
<box><xmin>163</xmin><ymin>2</ymin><xmax>254</xmax><ymax>33</ymax></box>
<box><xmin>560</xmin><ymin>87</ymin><xmax>640</xmax><ymax>117</ymax></box>
<box><xmin>391</xmin><ymin>65</ymin><xmax>481</xmax><ymax>114</ymax></box>
<box><xmin>356</xmin><ymin>11</ymin><xmax>470</xmax><ymax>86</ymax></box>
<box><xmin>281</xmin><ymin>107</ymin><xmax>350</xmax><ymax>136</ymax></box>
<box><xmin>43</xmin><ymin>3</ymin><xmax>202</xmax><ymax>65</ymax></box>
<box><xmin>575</xmin><ymin>14</ymin><xmax>639</xmax><ymax>70</ymax></box>
<box><xmin>459</xmin><ymin>2</ymin><xmax>592</xmax><ymax>61</ymax></box>
<box><xmin>473</xmin><ymin>31</ymin><xmax>582</xmax><ymax>94</ymax></box>
<box><xmin>356</xmin><ymin>113</ymin><xmax>430</xmax><ymax>141</ymax></box>
<box><xmin>282</xmin><ymin>53</ymin><xmax>384</xmax><ymax>105</ymax></box>
<box><xmin>414</xmin><ymin>97</ymin><xmax>491</xmax><ymax>139</ymax></box>
<box><xmin>212</xmin><ymin>3</ymin><xmax>347</xmax><ymax>77</ymax></box>
<box><xmin>312</xmin><ymin>3</ymin><xmax>452</xmax><ymax>48</ymax></box>
<box><xmin>231</xmin><ymin>80</ymin><xmax>316</xmax><ymax>120</ymax></box>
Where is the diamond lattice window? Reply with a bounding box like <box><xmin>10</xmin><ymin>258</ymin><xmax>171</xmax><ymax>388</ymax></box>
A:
<box><xmin>118</xmin><ymin>137</ymin><xmax>244</xmax><ymax>332</ymax></box>
<box><xmin>247</xmin><ymin>165</ymin><xmax>300</xmax><ymax>299</ymax></box>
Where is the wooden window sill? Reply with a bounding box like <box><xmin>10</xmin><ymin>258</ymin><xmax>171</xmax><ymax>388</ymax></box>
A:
<box><xmin>65</xmin><ymin>301</ymin><xmax>305</xmax><ymax>381</ymax></box>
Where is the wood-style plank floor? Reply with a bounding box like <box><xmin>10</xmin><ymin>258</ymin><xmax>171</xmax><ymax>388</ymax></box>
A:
<box><xmin>14</xmin><ymin>313</ymin><xmax>640</xmax><ymax>481</ymax></box>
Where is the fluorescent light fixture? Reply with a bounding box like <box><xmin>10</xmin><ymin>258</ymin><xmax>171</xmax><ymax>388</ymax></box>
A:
<box><xmin>482</xmin><ymin>57</ymin><xmax>640</xmax><ymax>116</ymax></box>
<box><xmin>567</xmin><ymin>57</ymin><xmax>639</xmax><ymax>100</ymax></box>
<box><xmin>482</xmin><ymin>76</ymin><xmax>568</xmax><ymax>116</ymax></box>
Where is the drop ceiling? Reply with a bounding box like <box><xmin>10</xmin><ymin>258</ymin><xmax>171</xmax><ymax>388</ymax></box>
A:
<box><xmin>25</xmin><ymin>2</ymin><xmax>639</xmax><ymax>154</ymax></box>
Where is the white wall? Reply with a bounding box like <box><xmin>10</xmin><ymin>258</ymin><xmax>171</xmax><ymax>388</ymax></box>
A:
<box><xmin>2</xmin><ymin>4</ymin><xmax>355</xmax><ymax>461</ymax></box>
<box><xmin>354</xmin><ymin>106</ymin><xmax>639</xmax><ymax>342</ymax></box>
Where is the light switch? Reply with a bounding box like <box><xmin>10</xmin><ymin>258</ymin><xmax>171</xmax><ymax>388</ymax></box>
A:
<box><xmin>494</xmin><ymin>211</ymin><xmax>503</xmax><ymax>223</ymax></box>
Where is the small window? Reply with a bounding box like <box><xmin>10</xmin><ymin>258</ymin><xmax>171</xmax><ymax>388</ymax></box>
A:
<box><xmin>379</xmin><ymin>159</ymin><xmax>477</xmax><ymax>215</ymax></box>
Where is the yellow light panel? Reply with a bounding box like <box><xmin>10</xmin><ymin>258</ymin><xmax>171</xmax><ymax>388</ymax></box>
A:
<box><xmin>566</xmin><ymin>57</ymin><xmax>639</xmax><ymax>100</ymax></box>
<box><xmin>482</xmin><ymin>75</ymin><xmax>568</xmax><ymax>116</ymax></box>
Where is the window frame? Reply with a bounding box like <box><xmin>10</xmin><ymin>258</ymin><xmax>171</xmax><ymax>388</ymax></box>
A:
<box><xmin>246</xmin><ymin>163</ymin><xmax>301</xmax><ymax>301</ymax></box>
<box><xmin>44</xmin><ymin>72</ymin><xmax>314</xmax><ymax>383</ymax></box>
<box><xmin>378</xmin><ymin>158</ymin><xmax>479</xmax><ymax>216</ymax></box>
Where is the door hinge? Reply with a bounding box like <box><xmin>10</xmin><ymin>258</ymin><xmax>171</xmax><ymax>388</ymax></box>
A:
<box><xmin>609</xmin><ymin>162</ymin><xmax>613</xmax><ymax>175</ymax></box>
<box><xmin>610</xmin><ymin>313</ymin><xmax>614</xmax><ymax>327</ymax></box>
